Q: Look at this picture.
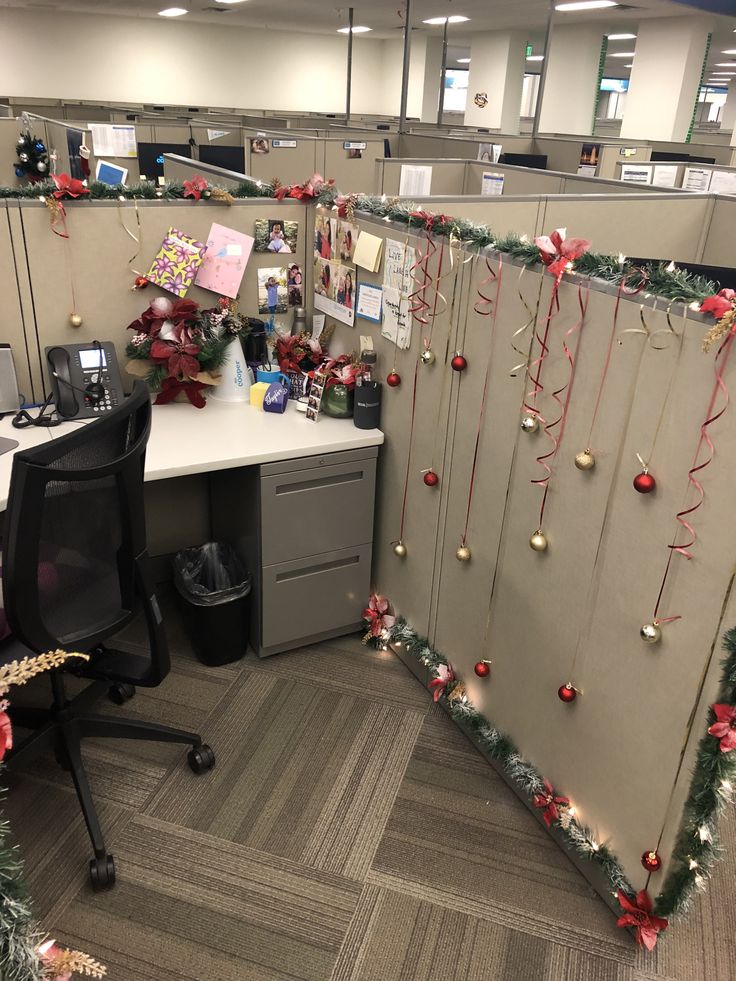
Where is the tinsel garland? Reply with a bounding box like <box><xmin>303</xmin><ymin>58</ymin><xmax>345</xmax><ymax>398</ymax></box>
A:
<box><xmin>369</xmin><ymin>615</ymin><xmax>736</xmax><ymax>924</ymax></box>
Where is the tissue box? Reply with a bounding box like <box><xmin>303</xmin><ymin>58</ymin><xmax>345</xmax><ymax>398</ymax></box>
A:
<box><xmin>250</xmin><ymin>382</ymin><xmax>270</xmax><ymax>409</ymax></box>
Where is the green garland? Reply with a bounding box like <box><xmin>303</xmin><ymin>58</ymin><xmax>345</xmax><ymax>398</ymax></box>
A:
<box><xmin>368</xmin><ymin>614</ymin><xmax>736</xmax><ymax>926</ymax></box>
<box><xmin>0</xmin><ymin>786</ymin><xmax>43</xmax><ymax>980</ymax></box>
<box><xmin>0</xmin><ymin>178</ymin><xmax>274</xmax><ymax>200</ymax></box>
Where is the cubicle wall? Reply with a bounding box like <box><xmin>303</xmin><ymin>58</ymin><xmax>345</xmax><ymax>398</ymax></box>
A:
<box><xmin>614</xmin><ymin>159</ymin><xmax>736</xmax><ymax>195</ymax></box>
<box><xmin>323</xmin><ymin>209</ymin><xmax>736</xmax><ymax>919</ymax></box>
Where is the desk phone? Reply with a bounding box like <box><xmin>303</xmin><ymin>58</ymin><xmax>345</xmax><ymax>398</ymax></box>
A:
<box><xmin>46</xmin><ymin>342</ymin><xmax>125</xmax><ymax>419</ymax></box>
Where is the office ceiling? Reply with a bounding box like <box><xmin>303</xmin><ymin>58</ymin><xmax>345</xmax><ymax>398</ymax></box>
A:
<box><xmin>0</xmin><ymin>0</ymin><xmax>734</xmax><ymax>79</ymax></box>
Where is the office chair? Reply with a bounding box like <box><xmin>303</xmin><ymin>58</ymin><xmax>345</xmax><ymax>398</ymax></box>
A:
<box><xmin>1</xmin><ymin>381</ymin><xmax>215</xmax><ymax>890</ymax></box>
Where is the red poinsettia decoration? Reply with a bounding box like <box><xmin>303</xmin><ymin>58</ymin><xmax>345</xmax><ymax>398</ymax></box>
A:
<box><xmin>183</xmin><ymin>176</ymin><xmax>208</xmax><ymax>201</ymax></box>
<box><xmin>155</xmin><ymin>377</ymin><xmax>208</xmax><ymax>409</ymax></box>
<box><xmin>428</xmin><ymin>663</ymin><xmax>455</xmax><ymax>702</ymax></box>
<box><xmin>127</xmin><ymin>297</ymin><xmax>199</xmax><ymax>339</ymax></box>
<box><xmin>324</xmin><ymin>355</ymin><xmax>359</xmax><ymax>390</ymax></box>
<box><xmin>534</xmin><ymin>227</ymin><xmax>591</xmax><ymax>280</ymax></box>
<box><xmin>274</xmin><ymin>172</ymin><xmax>334</xmax><ymax>202</ymax></box>
<box><xmin>274</xmin><ymin>333</ymin><xmax>325</xmax><ymax>375</ymax></box>
<box><xmin>700</xmin><ymin>288</ymin><xmax>736</xmax><ymax>320</ymax></box>
<box><xmin>532</xmin><ymin>779</ymin><xmax>569</xmax><ymax>827</ymax></box>
<box><xmin>707</xmin><ymin>702</ymin><xmax>736</xmax><ymax>752</ymax></box>
<box><xmin>362</xmin><ymin>594</ymin><xmax>396</xmax><ymax>639</ymax></box>
<box><xmin>0</xmin><ymin>701</ymin><xmax>12</xmax><ymax>762</ymax></box>
<box><xmin>51</xmin><ymin>173</ymin><xmax>89</xmax><ymax>200</ymax></box>
<box><xmin>616</xmin><ymin>890</ymin><xmax>668</xmax><ymax>950</ymax></box>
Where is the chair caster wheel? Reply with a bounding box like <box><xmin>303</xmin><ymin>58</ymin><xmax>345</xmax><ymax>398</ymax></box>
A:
<box><xmin>89</xmin><ymin>854</ymin><xmax>115</xmax><ymax>891</ymax></box>
<box><xmin>108</xmin><ymin>682</ymin><xmax>136</xmax><ymax>705</ymax></box>
<box><xmin>187</xmin><ymin>744</ymin><xmax>215</xmax><ymax>774</ymax></box>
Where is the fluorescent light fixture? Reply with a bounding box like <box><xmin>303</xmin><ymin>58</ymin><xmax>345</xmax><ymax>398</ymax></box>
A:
<box><xmin>624</xmin><ymin>63</ymin><xmax>633</xmax><ymax>68</ymax></box>
<box><xmin>606</xmin><ymin>33</ymin><xmax>636</xmax><ymax>39</ymax></box>
<box><xmin>214</xmin><ymin>0</ymin><xmax>250</xmax><ymax>4</ymax></box>
<box><xmin>722</xmin><ymin>49</ymin><xmax>736</xmax><ymax>54</ymax></box>
<box><xmin>422</xmin><ymin>15</ymin><xmax>470</xmax><ymax>24</ymax></box>
<box><xmin>158</xmin><ymin>6</ymin><xmax>187</xmax><ymax>14</ymax></box>
<box><xmin>337</xmin><ymin>25</ymin><xmax>372</xmax><ymax>32</ymax></box>
<box><xmin>716</xmin><ymin>62</ymin><xmax>736</xmax><ymax>67</ymax></box>
<box><xmin>457</xmin><ymin>57</ymin><xmax>471</xmax><ymax>63</ymax></box>
<box><xmin>555</xmin><ymin>0</ymin><xmax>618</xmax><ymax>10</ymax></box>
<box><xmin>526</xmin><ymin>55</ymin><xmax>544</xmax><ymax>61</ymax></box>
<box><xmin>609</xmin><ymin>52</ymin><xmax>635</xmax><ymax>57</ymax></box>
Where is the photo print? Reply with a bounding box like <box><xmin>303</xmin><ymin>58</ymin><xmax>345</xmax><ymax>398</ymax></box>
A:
<box><xmin>250</xmin><ymin>137</ymin><xmax>269</xmax><ymax>155</ymax></box>
<box><xmin>347</xmin><ymin>147</ymin><xmax>362</xmax><ymax>159</ymax></box>
<box><xmin>254</xmin><ymin>218</ymin><xmax>298</xmax><ymax>255</ymax></box>
<box><xmin>335</xmin><ymin>264</ymin><xmax>356</xmax><ymax>313</ymax></box>
<box><xmin>337</xmin><ymin>220</ymin><xmax>359</xmax><ymax>263</ymax></box>
<box><xmin>257</xmin><ymin>266</ymin><xmax>288</xmax><ymax>314</ymax></box>
<box><xmin>287</xmin><ymin>263</ymin><xmax>303</xmax><ymax>306</ymax></box>
<box><xmin>314</xmin><ymin>213</ymin><xmax>335</xmax><ymax>260</ymax></box>
<box><xmin>313</xmin><ymin>257</ymin><xmax>336</xmax><ymax>300</ymax></box>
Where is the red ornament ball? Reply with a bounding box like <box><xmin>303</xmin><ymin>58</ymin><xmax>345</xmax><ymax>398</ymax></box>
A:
<box><xmin>558</xmin><ymin>684</ymin><xmax>577</xmax><ymax>703</ymax></box>
<box><xmin>633</xmin><ymin>471</ymin><xmax>656</xmax><ymax>494</ymax></box>
<box><xmin>474</xmin><ymin>660</ymin><xmax>491</xmax><ymax>678</ymax></box>
<box><xmin>423</xmin><ymin>470</ymin><xmax>439</xmax><ymax>487</ymax></box>
<box><xmin>387</xmin><ymin>372</ymin><xmax>402</xmax><ymax>388</ymax></box>
<box><xmin>641</xmin><ymin>850</ymin><xmax>662</xmax><ymax>872</ymax></box>
<box><xmin>451</xmin><ymin>354</ymin><xmax>468</xmax><ymax>372</ymax></box>
<box><xmin>132</xmin><ymin>276</ymin><xmax>149</xmax><ymax>290</ymax></box>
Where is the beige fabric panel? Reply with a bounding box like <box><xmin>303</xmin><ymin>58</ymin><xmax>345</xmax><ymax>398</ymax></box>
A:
<box><xmin>597</xmin><ymin>144</ymin><xmax>651</xmax><ymax>180</ymax></box>
<box><xmin>16</xmin><ymin>198</ymin><xmax>309</xmax><ymax>398</ymax></box>
<box><xmin>409</xmin><ymin>196</ymin><xmax>546</xmax><ymax>239</ymax></box>
<box><xmin>463</xmin><ymin>161</ymin><xmax>565</xmax><ymax>196</ymax></box>
<box><xmin>379</xmin><ymin>160</ymin><xmax>467</xmax><ymax>196</ymax></box>
<box><xmin>247</xmin><ymin>139</ymin><xmax>320</xmax><ymax>186</ymax></box>
<box><xmin>701</xmin><ymin>196</ymin><xmax>736</xmax><ymax>267</ymax></box>
<box><xmin>0</xmin><ymin>203</ymin><xmax>36</xmax><ymax>402</ymax></box>
<box><xmin>323</xmin><ymin>140</ymin><xmax>384</xmax><ymax>194</ymax></box>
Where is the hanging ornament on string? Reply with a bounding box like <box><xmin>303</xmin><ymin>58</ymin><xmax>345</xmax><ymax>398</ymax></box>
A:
<box><xmin>69</xmin><ymin>313</ymin><xmax>83</xmax><ymax>328</ymax></box>
<box><xmin>633</xmin><ymin>461</ymin><xmax>656</xmax><ymax>494</ymax></box>
<box><xmin>393</xmin><ymin>541</ymin><xmax>407</xmax><ymax>558</ymax></box>
<box><xmin>640</xmin><ymin>622</ymin><xmax>662</xmax><ymax>645</ymax></box>
<box><xmin>422</xmin><ymin>469</ymin><xmax>439</xmax><ymax>487</ymax></box>
<box><xmin>574</xmin><ymin>449</ymin><xmax>595</xmax><ymax>471</ymax></box>
<box><xmin>387</xmin><ymin>371</ymin><xmax>401</xmax><ymax>388</ymax></box>
<box><xmin>456</xmin><ymin>545</ymin><xmax>472</xmax><ymax>562</ymax></box>
<box><xmin>420</xmin><ymin>346</ymin><xmax>435</xmax><ymax>365</ymax></box>
<box><xmin>451</xmin><ymin>353</ymin><xmax>467</xmax><ymax>372</ymax></box>
<box><xmin>641</xmin><ymin>850</ymin><xmax>662</xmax><ymax>872</ymax></box>
<box><xmin>558</xmin><ymin>683</ymin><xmax>578</xmax><ymax>703</ymax></box>
<box><xmin>474</xmin><ymin>659</ymin><xmax>492</xmax><ymax>677</ymax></box>
<box><xmin>520</xmin><ymin>414</ymin><xmax>539</xmax><ymax>434</ymax></box>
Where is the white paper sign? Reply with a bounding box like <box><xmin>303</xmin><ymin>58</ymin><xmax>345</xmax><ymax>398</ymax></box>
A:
<box><xmin>207</xmin><ymin>129</ymin><xmax>230</xmax><ymax>141</ymax></box>
<box><xmin>399</xmin><ymin>164</ymin><xmax>432</xmax><ymax>197</ymax></box>
<box><xmin>652</xmin><ymin>165</ymin><xmax>679</xmax><ymax>188</ymax></box>
<box><xmin>356</xmin><ymin>284</ymin><xmax>383</xmax><ymax>322</ymax></box>
<box><xmin>383</xmin><ymin>239</ymin><xmax>416</xmax><ymax>296</ymax></box>
<box><xmin>314</xmin><ymin>292</ymin><xmax>355</xmax><ymax>327</ymax></box>
<box><xmin>88</xmin><ymin>123</ymin><xmax>137</xmax><ymax>158</ymax></box>
<box><xmin>683</xmin><ymin>167</ymin><xmax>712</xmax><ymax>193</ymax></box>
<box><xmin>481</xmin><ymin>171</ymin><xmax>504</xmax><ymax>196</ymax></box>
<box><xmin>707</xmin><ymin>170</ymin><xmax>736</xmax><ymax>195</ymax></box>
<box><xmin>343</xmin><ymin>141</ymin><xmax>367</xmax><ymax>150</ymax></box>
<box><xmin>382</xmin><ymin>286</ymin><xmax>411</xmax><ymax>350</ymax></box>
<box><xmin>620</xmin><ymin>164</ymin><xmax>652</xmax><ymax>185</ymax></box>
<box><xmin>272</xmin><ymin>139</ymin><xmax>298</xmax><ymax>149</ymax></box>
<box><xmin>311</xmin><ymin>313</ymin><xmax>326</xmax><ymax>340</ymax></box>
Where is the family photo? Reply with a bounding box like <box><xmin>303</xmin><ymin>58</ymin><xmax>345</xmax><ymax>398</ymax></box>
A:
<box><xmin>257</xmin><ymin>266</ymin><xmax>288</xmax><ymax>314</ymax></box>
<box><xmin>314</xmin><ymin>213</ymin><xmax>335</xmax><ymax>260</ymax></box>
<box><xmin>254</xmin><ymin>218</ymin><xmax>298</xmax><ymax>254</ymax></box>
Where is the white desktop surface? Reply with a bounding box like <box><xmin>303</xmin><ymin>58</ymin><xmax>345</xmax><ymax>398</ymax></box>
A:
<box><xmin>0</xmin><ymin>399</ymin><xmax>383</xmax><ymax>511</ymax></box>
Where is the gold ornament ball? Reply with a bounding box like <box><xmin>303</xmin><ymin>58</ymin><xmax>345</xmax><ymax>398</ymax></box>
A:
<box><xmin>69</xmin><ymin>313</ymin><xmax>83</xmax><ymax>328</ymax></box>
<box><xmin>529</xmin><ymin>530</ymin><xmax>548</xmax><ymax>552</ymax></box>
<box><xmin>520</xmin><ymin>415</ymin><xmax>539</xmax><ymax>434</ymax></box>
<box><xmin>456</xmin><ymin>545</ymin><xmax>472</xmax><ymax>562</ymax></box>
<box><xmin>640</xmin><ymin>622</ymin><xmax>662</xmax><ymax>645</ymax></box>
<box><xmin>575</xmin><ymin>450</ymin><xmax>595</xmax><ymax>471</ymax></box>
<box><xmin>420</xmin><ymin>349</ymin><xmax>436</xmax><ymax>366</ymax></box>
<box><xmin>393</xmin><ymin>541</ymin><xmax>407</xmax><ymax>558</ymax></box>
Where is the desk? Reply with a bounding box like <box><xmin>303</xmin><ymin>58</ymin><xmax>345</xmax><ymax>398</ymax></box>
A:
<box><xmin>1</xmin><ymin>399</ymin><xmax>384</xmax><ymax>657</ymax></box>
<box><xmin>1</xmin><ymin>399</ymin><xmax>383</xmax><ymax>509</ymax></box>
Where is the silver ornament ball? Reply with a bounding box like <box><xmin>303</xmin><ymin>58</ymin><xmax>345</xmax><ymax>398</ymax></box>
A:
<box><xmin>36</xmin><ymin>161</ymin><xmax>47</xmax><ymax>173</ymax></box>
<box><xmin>18</xmin><ymin>152</ymin><xmax>28</xmax><ymax>163</ymax></box>
<box><xmin>640</xmin><ymin>622</ymin><xmax>662</xmax><ymax>645</ymax></box>
<box><xmin>420</xmin><ymin>349</ymin><xmax>436</xmax><ymax>366</ymax></box>
<box><xmin>520</xmin><ymin>415</ymin><xmax>539</xmax><ymax>434</ymax></box>
<box><xmin>529</xmin><ymin>530</ymin><xmax>548</xmax><ymax>552</ymax></box>
<box><xmin>575</xmin><ymin>450</ymin><xmax>596</xmax><ymax>471</ymax></box>
<box><xmin>456</xmin><ymin>545</ymin><xmax>472</xmax><ymax>562</ymax></box>
<box><xmin>393</xmin><ymin>541</ymin><xmax>407</xmax><ymax>558</ymax></box>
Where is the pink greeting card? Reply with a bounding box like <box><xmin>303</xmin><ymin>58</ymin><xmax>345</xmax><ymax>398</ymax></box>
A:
<box><xmin>195</xmin><ymin>222</ymin><xmax>255</xmax><ymax>299</ymax></box>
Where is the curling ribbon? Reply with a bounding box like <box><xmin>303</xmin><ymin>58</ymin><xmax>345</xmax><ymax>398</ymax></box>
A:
<box><xmin>460</xmin><ymin>257</ymin><xmax>504</xmax><ymax>547</ymax></box>
<box><xmin>45</xmin><ymin>198</ymin><xmax>68</xmax><ymax>238</ymax></box>
<box><xmin>653</xmin><ymin>321</ymin><xmax>736</xmax><ymax>625</ymax></box>
<box><xmin>509</xmin><ymin>267</ymin><xmax>544</xmax><ymax>378</ymax></box>
<box><xmin>394</xmin><ymin>359</ymin><xmax>421</xmax><ymax>547</ymax></box>
<box><xmin>532</xmin><ymin>287</ymin><xmax>590</xmax><ymax>527</ymax></box>
<box><xmin>118</xmin><ymin>198</ymin><xmax>144</xmax><ymax>276</ymax></box>
<box><xmin>473</xmin><ymin>252</ymin><xmax>499</xmax><ymax>317</ymax></box>
<box><xmin>523</xmin><ymin>280</ymin><xmax>560</xmax><ymax>419</ymax></box>
<box><xmin>407</xmin><ymin>229</ymin><xmax>435</xmax><ymax>326</ymax></box>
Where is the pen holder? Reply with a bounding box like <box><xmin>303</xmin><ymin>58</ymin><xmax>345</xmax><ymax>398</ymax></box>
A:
<box><xmin>353</xmin><ymin>381</ymin><xmax>382</xmax><ymax>429</ymax></box>
<box><xmin>263</xmin><ymin>382</ymin><xmax>289</xmax><ymax>414</ymax></box>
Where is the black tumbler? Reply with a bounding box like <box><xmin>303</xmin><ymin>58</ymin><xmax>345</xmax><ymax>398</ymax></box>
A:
<box><xmin>354</xmin><ymin>381</ymin><xmax>382</xmax><ymax>429</ymax></box>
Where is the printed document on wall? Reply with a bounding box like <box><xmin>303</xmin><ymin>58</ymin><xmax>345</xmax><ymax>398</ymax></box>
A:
<box><xmin>88</xmin><ymin>124</ymin><xmax>137</xmax><ymax>158</ymax></box>
<box><xmin>382</xmin><ymin>287</ymin><xmax>411</xmax><ymax>350</ymax></box>
<box><xmin>652</xmin><ymin>165</ymin><xmax>678</xmax><ymax>188</ymax></box>
<box><xmin>683</xmin><ymin>167</ymin><xmax>712</xmax><ymax>193</ymax></box>
<box><xmin>708</xmin><ymin>170</ymin><xmax>736</xmax><ymax>195</ymax></box>
<box><xmin>399</xmin><ymin>164</ymin><xmax>432</xmax><ymax>197</ymax></box>
<box><xmin>383</xmin><ymin>238</ymin><xmax>416</xmax><ymax>296</ymax></box>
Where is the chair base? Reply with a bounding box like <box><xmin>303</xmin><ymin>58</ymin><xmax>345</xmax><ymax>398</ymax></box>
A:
<box><xmin>7</xmin><ymin>676</ymin><xmax>215</xmax><ymax>889</ymax></box>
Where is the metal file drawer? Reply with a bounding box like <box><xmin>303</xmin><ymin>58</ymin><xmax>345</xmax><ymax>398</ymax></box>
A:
<box><xmin>260</xmin><ymin>456</ymin><xmax>376</xmax><ymax>565</ymax></box>
<box><xmin>261</xmin><ymin>544</ymin><xmax>371</xmax><ymax>649</ymax></box>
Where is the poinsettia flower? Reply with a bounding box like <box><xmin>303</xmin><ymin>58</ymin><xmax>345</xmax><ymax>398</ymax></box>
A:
<box><xmin>362</xmin><ymin>594</ymin><xmax>396</xmax><ymax>638</ymax></box>
<box><xmin>708</xmin><ymin>703</ymin><xmax>736</xmax><ymax>752</ymax></box>
<box><xmin>0</xmin><ymin>703</ymin><xmax>12</xmax><ymax>762</ymax></box>
<box><xmin>183</xmin><ymin>176</ymin><xmax>208</xmax><ymax>200</ymax></box>
<box><xmin>37</xmin><ymin>940</ymin><xmax>72</xmax><ymax>981</ymax></box>
<box><xmin>150</xmin><ymin>338</ymin><xmax>201</xmax><ymax>380</ymax></box>
<box><xmin>616</xmin><ymin>890</ymin><xmax>668</xmax><ymax>950</ymax></box>
<box><xmin>51</xmin><ymin>173</ymin><xmax>88</xmax><ymax>200</ymax></box>
<box><xmin>532</xmin><ymin>779</ymin><xmax>569</xmax><ymax>827</ymax></box>
<box><xmin>534</xmin><ymin>227</ymin><xmax>591</xmax><ymax>280</ymax></box>
<box><xmin>127</xmin><ymin>297</ymin><xmax>199</xmax><ymax>338</ymax></box>
<box><xmin>274</xmin><ymin>172</ymin><xmax>332</xmax><ymax>201</ymax></box>
<box><xmin>700</xmin><ymin>289</ymin><xmax>736</xmax><ymax>320</ymax></box>
<box><xmin>428</xmin><ymin>663</ymin><xmax>455</xmax><ymax>702</ymax></box>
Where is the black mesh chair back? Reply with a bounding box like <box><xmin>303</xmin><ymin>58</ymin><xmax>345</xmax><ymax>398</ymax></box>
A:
<box><xmin>3</xmin><ymin>381</ymin><xmax>168</xmax><ymax>683</ymax></box>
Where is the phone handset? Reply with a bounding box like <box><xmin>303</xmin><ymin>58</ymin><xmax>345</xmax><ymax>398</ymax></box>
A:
<box><xmin>47</xmin><ymin>346</ymin><xmax>80</xmax><ymax>418</ymax></box>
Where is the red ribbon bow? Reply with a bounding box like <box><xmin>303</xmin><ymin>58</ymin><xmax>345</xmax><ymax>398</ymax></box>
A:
<box><xmin>616</xmin><ymin>890</ymin><xmax>668</xmax><ymax>950</ymax></box>
<box><xmin>274</xmin><ymin>172</ymin><xmax>332</xmax><ymax>201</ymax></box>
<box><xmin>183</xmin><ymin>176</ymin><xmax>208</xmax><ymax>201</ymax></box>
<box><xmin>532</xmin><ymin>779</ymin><xmax>569</xmax><ymax>827</ymax></box>
<box><xmin>154</xmin><ymin>377</ymin><xmax>208</xmax><ymax>409</ymax></box>
<box><xmin>700</xmin><ymin>288</ymin><xmax>736</xmax><ymax>320</ymax></box>
<box><xmin>52</xmin><ymin>173</ymin><xmax>89</xmax><ymax>199</ymax></box>
<box><xmin>534</xmin><ymin>228</ymin><xmax>591</xmax><ymax>281</ymax></box>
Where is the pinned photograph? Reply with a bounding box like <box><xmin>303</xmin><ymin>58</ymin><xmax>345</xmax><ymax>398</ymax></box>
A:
<box><xmin>314</xmin><ymin>213</ymin><xmax>335</xmax><ymax>260</ymax></box>
<box><xmin>314</xmin><ymin>257</ymin><xmax>336</xmax><ymax>300</ymax></box>
<box><xmin>288</xmin><ymin>263</ymin><xmax>303</xmax><ymax>306</ymax></box>
<box><xmin>337</xmin><ymin>220</ymin><xmax>359</xmax><ymax>263</ymax></box>
<box><xmin>257</xmin><ymin>266</ymin><xmax>288</xmax><ymax>314</ymax></box>
<box><xmin>250</xmin><ymin>138</ymin><xmax>269</xmax><ymax>155</ymax></box>
<box><xmin>335</xmin><ymin>264</ymin><xmax>356</xmax><ymax>312</ymax></box>
<box><xmin>347</xmin><ymin>147</ymin><xmax>363</xmax><ymax>159</ymax></box>
<box><xmin>254</xmin><ymin>218</ymin><xmax>298</xmax><ymax>254</ymax></box>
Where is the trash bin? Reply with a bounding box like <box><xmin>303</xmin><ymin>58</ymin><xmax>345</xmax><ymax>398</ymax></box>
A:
<box><xmin>173</xmin><ymin>542</ymin><xmax>252</xmax><ymax>666</ymax></box>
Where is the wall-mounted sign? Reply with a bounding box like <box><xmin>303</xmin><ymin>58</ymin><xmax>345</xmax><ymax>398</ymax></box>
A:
<box><xmin>343</xmin><ymin>141</ymin><xmax>367</xmax><ymax>151</ymax></box>
<box><xmin>619</xmin><ymin>147</ymin><xmax>639</xmax><ymax>157</ymax></box>
<box><xmin>272</xmin><ymin>139</ymin><xmax>298</xmax><ymax>149</ymax></box>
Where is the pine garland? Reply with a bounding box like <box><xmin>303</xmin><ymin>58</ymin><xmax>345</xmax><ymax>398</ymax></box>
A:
<box><xmin>0</xmin><ymin>797</ymin><xmax>43</xmax><ymax>981</ymax></box>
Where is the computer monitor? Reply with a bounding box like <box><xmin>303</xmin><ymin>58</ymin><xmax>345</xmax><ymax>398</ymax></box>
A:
<box><xmin>137</xmin><ymin>143</ymin><xmax>192</xmax><ymax>180</ymax></box>
<box><xmin>199</xmin><ymin>145</ymin><xmax>246</xmax><ymax>173</ymax></box>
<box><xmin>499</xmin><ymin>153</ymin><xmax>548</xmax><ymax>170</ymax></box>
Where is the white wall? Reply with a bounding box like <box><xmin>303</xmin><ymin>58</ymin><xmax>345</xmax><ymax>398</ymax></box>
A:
<box><xmin>0</xmin><ymin>8</ymin><xmax>387</xmax><ymax>116</ymax></box>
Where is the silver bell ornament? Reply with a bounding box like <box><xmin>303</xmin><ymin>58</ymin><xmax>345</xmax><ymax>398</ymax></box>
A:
<box><xmin>520</xmin><ymin>415</ymin><xmax>539</xmax><ymax>434</ymax></box>
<box><xmin>420</xmin><ymin>349</ymin><xmax>436</xmax><ymax>366</ymax></box>
<box><xmin>640</xmin><ymin>622</ymin><xmax>662</xmax><ymax>645</ymax></box>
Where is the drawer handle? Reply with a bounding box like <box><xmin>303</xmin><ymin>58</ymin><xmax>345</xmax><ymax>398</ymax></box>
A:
<box><xmin>276</xmin><ymin>555</ymin><xmax>360</xmax><ymax>583</ymax></box>
<box><xmin>275</xmin><ymin>471</ymin><xmax>364</xmax><ymax>496</ymax></box>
